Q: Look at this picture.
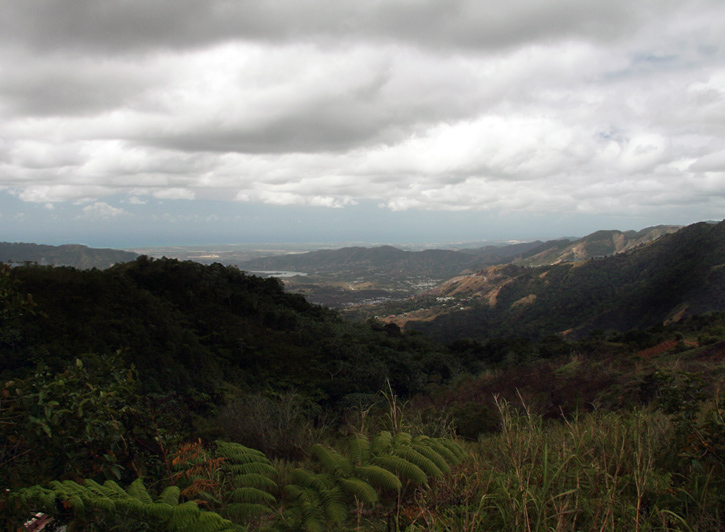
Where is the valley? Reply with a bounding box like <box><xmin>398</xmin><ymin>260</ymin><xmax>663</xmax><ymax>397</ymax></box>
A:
<box><xmin>2</xmin><ymin>220</ymin><xmax>725</xmax><ymax>531</ymax></box>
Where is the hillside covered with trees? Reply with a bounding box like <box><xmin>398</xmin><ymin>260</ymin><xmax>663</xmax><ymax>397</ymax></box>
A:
<box><xmin>379</xmin><ymin>220</ymin><xmax>725</xmax><ymax>342</ymax></box>
<box><xmin>2</xmin><ymin>223</ymin><xmax>725</xmax><ymax>530</ymax></box>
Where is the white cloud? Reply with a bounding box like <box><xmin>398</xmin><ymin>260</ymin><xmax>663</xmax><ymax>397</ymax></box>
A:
<box><xmin>16</xmin><ymin>185</ymin><xmax>116</xmax><ymax>203</ymax></box>
<box><xmin>152</xmin><ymin>188</ymin><xmax>196</xmax><ymax>200</ymax></box>
<box><xmin>80</xmin><ymin>202</ymin><xmax>128</xmax><ymax>218</ymax></box>
<box><xmin>0</xmin><ymin>0</ymin><xmax>724</xmax><ymax>242</ymax></box>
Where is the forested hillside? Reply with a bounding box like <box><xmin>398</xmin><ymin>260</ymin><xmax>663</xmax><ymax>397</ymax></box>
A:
<box><xmin>238</xmin><ymin>245</ymin><xmax>480</xmax><ymax>279</ymax></box>
<box><xmin>3</xmin><ymin>225</ymin><xmax>725</xmax><ymax>531</ymax></box>
<box><xmin>2</xmin><ymin>257</ymin><xmax>457</xmax><ymax>402</ymax></box>
<box><xmin>401</xmin><ymin>220</ymin><xmax>725</xmax><ymax>341</ymax></box>
<box><xmin>0</xmin><ymin>242</ymin><xmax>138</xmax><ymax>269</ymax></box>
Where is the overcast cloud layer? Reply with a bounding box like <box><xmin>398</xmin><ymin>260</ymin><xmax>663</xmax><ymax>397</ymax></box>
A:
<box><xmin>1</xmin><ymin>0</ymin><xmax>724</xmax><ymax>246</ymax></box>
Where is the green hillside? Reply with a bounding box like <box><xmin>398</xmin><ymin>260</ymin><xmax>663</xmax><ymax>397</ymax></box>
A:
<box><xmin>238</xmin><ymin>244</ymin><xmax>480</xmax><ymax>279</ymax></box>
<box><xmin>2</xmin><ymin>257</ymin><xmax>455</xmax><ymax>402</ymax></box>
<box><xmin>3</xmin><ymin>237</ymin><xmax>725</xmax><ymax>530</ymax></box>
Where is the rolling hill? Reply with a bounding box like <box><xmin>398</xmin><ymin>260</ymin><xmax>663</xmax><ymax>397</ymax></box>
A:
<box><xmin>238</xmin><ymin>245</ymin><xmax>480</xmax><ymax>280</ymax></box>
<box><xmin>0</xmin><ymin>242</ymin><xmax>138</xmax><ymax>269</ymax></box>
<box><xmin>511</xmin><ymin>225</ymin><xmax>681</xmax><ymax>266</ymax></box>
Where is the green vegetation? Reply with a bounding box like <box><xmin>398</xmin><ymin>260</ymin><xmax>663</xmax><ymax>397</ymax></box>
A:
<box><xmin>2</xmin><ymin>244</ymin><xmax>725</xmax><ymax>530</ymax></box>
<box><xmin>0</xmin><ymin>242</ymin><xmax>138</xmax><ymax>269</ymax></box>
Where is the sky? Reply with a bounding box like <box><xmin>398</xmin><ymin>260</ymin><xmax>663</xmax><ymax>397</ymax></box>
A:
<box><xmin>1</xmin><ymin>0</ymin><xmax>724</xmax><ymax>248</ymax></box>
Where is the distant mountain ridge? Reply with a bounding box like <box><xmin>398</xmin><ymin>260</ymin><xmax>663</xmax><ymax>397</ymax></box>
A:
<box><xmin>0</xmin><ymin>242</ymin><xmax>138</xmax><ymax>269</ymax></box>
<box><xmin>402</xmin><ymin>220</ymin><xmax>725</xmax><ymax>342</ymax></box>
<box><xmin>238</xmin><ymin>245</ymin><xmax>481</xmax><ymax>280</ymax></box>
<box><xmin>512</xmin><ymin>225</ymin><xmax>681</xmax><ymax>266</ymax></box>
<box><xmin>237</xmin><ymin>226</ymin><xmax>682</xmax><ymax>280</ymax></box>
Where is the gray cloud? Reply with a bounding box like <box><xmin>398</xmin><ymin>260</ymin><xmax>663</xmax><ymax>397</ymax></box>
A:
<box><xmin>0</xmin><ymin>0</ymin><xmax>723</xmax><ymax>237</ymax></box>
<box><xmin>2</xmin><ymin>0</ymin><xmax>703</xmax><ymax>54</ymax></box>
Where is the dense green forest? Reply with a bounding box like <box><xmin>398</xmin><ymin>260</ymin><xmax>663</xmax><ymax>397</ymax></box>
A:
<box><xmin>2</xmin><ymin>254</ymin><xmax>725</xmax><ymax>530</ymax></box>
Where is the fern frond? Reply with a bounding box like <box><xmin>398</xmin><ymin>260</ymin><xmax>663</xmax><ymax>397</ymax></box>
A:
<box><xmin>348</xmin><ymin>433</ymin><xmax>370</xmax><ymax>465</ymax></box>
<box><xmin>411</xmin><ymin>440</ymin><xmax>451</xmax><ymax>474</ymax></box>
<box><xmin>229</xmin><ymin>487</ymin><xmax>276</xmax><ymax>505</ymax></box>
<box><xmin>371</xmin><ymin>431</ymin><xmax>393</xmax><ymax>455</ymax></box>
<box><xmin>392</xmin><ymin>431</ymin><xmax>413</xmax><ymax>446</ymax></box>
<box><xmin>93</xmin><ymin>497</ymin><xmax>115</xmax><ymax>512</ymax></box>
<box><xmin>283</xmin><ymin>486</ymin><xmax>327</xmax><ymax>532</ymax></box>
<box><xmin>228</xmin><ymin>462</ymin><xmax>277</xmax><ymax>476</ymax></box>
<box><xmin>157</xmin><ymin>485</ymin><xmax>181</xmax><ymax>506</ymax></box>
<box><xmin>186</xmin><ymin>509</ymin><xmax>243</xmax><ymax>532</ymax></box>
<box><xmin>394</xmin><ymin>447</ymin><xmax>443</xmax><ymax>479</ymax></box>
<box><xmin>353</xmin><ymin>464</ymin><xmax>402</xmax><ymax>492</ymax></box>
<box><xmin>338</xmin><ymin>478</ymin><xmax>378</xmax><ymax>506</ymax></box>
<box><xmin>372</xmin><ymin>454</ymin><xmax>428</xmax><ymax>485</ymax></box>
<box><xmin>67</xmin><ymin>494</ymin><xmax>85</xmax><ymax>512</ymax></box>
<box><xmin>232</xmin><ymin>473</ymin><xmax>278</xmax><ymax>491</ymax></box>
<box><xmin>216</xmin><ymin>441</ymin><xmax>269</xmax><ymax>464</ymax></box>
<box><xmin>310</xmin><ymin>444</ymin><xmax>353</xmax><ymax>477</ymax></box>
<box><xmin>225</xmin><ymin>501</ymin><xmax>272</xmax><ymax>519</ymax></box>
<box><xmin>321</xmin><ymin>499</ymin><xmax>348</xmax><ymax>525</ymax></box>
<box><xmin>291</xmin><ymin>469</ymin><xmax>335</xmax><ymax>492</ymax></box>
<box><xmin>126</xmin><ymin>478</ymin><xmax>153</xmax><ymax>504</ymax></box>
<box><xmin>302</xmin><ymin>515</ymin><xmax>324</xmax><ymax>532</ymax></box>
<box><xmin>434</xmin><ymin>438</ymin><xmax>467</xmax><ymax>463</ymax></box>
<box><xmin>82</xmin><ymin>479</ymin><xmax>110</xmax><ymax>498</ymax></box>
<box><xmin>425</xmin><ymin>439</ymin><xmax>463</xmax><ymax>466</ymax></box>
<box><xmin>283</xmin><ymin>484</ymin><xmax>306</xmax><ymax>500</ymax></box>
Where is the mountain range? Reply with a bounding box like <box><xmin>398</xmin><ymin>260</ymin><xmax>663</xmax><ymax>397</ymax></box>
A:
<box><xmin>236</xmin><ymin>225</ymin><xmax>682</xmax><ymax>280</ymax></box>
<box><xmin>399</xmin><ymin>220</ymin><xmax>724</xmax><ymax>341</ymax></box>
<box><xmin>0</xmin><ymin>242</ymin><xmax>138</xmax><ymax>269</ymax></box>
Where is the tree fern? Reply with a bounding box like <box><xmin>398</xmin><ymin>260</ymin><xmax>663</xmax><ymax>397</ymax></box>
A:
<box><xmin>353</xmin><ymin>464</ymin><xmax>402</xmax><ymax>492</ymax></box>
<box><xmin>281</xmin><ymin>430</ymin><xmax>466</xmax><ymax>532</ymax></box>
<box><xmin>127</xmin><ymin>477</ymin><xmax>153</xmax><ymax>503</ymax></box>
<box><xmin>371</xmin><ymin>453</ymin><xmax>429</xmax><ymax>485</ymax></box>
<box><xmin>348</xmin><ymin>433</ymin><xmax>370</xmax><ymax>464</ymax></box>
<box><xmin>8</xmin><ymin>477</ymin><xmax>243</xmax><ymax>532</ymax></box>
<box><xmin>6</xmin><ymin>431</ymin><xmax>465</xmax><ymax>532</ymax></box>
<box><xmin>157</xmin><ymin>485</ymin><xmax>182</xmax><ymax>506</ymax></box>
<box><xmin>338</xmin><ymin>477</ymin><xmax>379</xmax><ymax>505</ymax></box>
<box><xmin>371</xmin><ymin>430</ymin><xmax>394</xmax><ymax>455</ymax></box>
<box><xmin>282</xmin><ymin>480</ymin><xmax>345</xmax><ymax>532</ymax></box>
<box><xmin>412</xmin><ymin>438</ymin><xmax>452</xmax><ymax>474</ymax></box>
<box><xmin>394</xmin><ymin>446</ymin><xmax>444</xmax><ymax>480</ymax></box>
<box><xmin>171</xmin><ymin>439</ymin><xmax>278</xmax><ymax>522</ymax></box>
<box><xmin>309</xmin><ymin>443</ymin><xmax>353</xmax><ymax>478</ymax></box>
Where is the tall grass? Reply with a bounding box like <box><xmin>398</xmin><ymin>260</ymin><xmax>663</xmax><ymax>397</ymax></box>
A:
<box><xmin>401</xmin><ymin>398</ymin><xmax>723</xmax><ymax>532</ymax></box>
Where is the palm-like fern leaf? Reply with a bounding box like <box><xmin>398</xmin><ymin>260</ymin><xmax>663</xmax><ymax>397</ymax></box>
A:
<box><xmin>394</xmin><ymin>446</ymin><xmax>444</xmax><ymax>479</ymax></box>
<box><xmin>338</xmin><ymin>478</ymin><xmax>378</xmax><ymax>505</ymax></box>
<box><xmin>310</xmin><ymin>443</ymin><xmax>353</xmax><ymax>477</ymax></box>
<box><xmin>353</xmin><ymin>464</ymin><xmax>403</xmax><ymax>491</ymax></box>
<box><xmin>412</xmin><ymin>439</ymin><xmax>452</xmax><ymax>474</ymax></box>
<box><xmin>371</xmin><ymin>430</ymin><xmax>393</xmax><ymax>455</ymax></box>
<box><xmin>157</xmin><ymin>485</ymin><xmax>181</xmax><ymax>506</ymax></box>
<box><xmin>348</xmin><ymin>433</ymin><xmax>370</xmax><ymax>464</ymax></box>
<box><xmin>229</xmin><ymin>487</ymin><xmax>276</xmax><ymax>505</ymax></box>
<box><xmin>11</xmin><ymin>478</ymin><xmax>245</xmax><ymax>532</ymax></box>
<box><xmin>127</xmin><ymin>478</ymin><xmax>153</xmax><ymax>503</ymax></box>
<box><xmin>372</xmin><ymin>454</ymin><xmax>428</xmax><ymax>485</ymax></box>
